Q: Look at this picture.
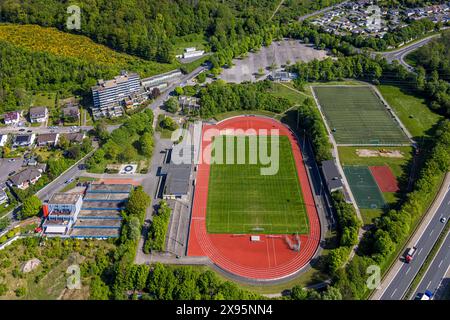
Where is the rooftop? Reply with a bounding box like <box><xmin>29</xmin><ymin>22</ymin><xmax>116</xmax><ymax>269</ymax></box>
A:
<box><xmin>161</xmin><ymin>164</ymin><xmax>191</xmax><ymax>196</ymax></box>
<box><xmin>29</xmin><ymin>106</ymin><xmax>47</xmax><ymax>118</ymax></box>
<box><xmin>49</xmin><ymin>193</ymin><xmax>82</xmax><ymax>205</ymax></box>
<box><xmin>37</xmin><ymin>133</ymin><xmax>58</xmax><ymax>144</ymax></box>
<box><xmin>87</xmin><ymin>183</ymin><xmax>133</xmax><ymax>193</ymax></box>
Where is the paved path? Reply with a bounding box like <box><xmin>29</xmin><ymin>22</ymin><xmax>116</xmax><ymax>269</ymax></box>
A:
<box><xmin>372</xmin><ymin>173</ymin><xmax>450</xmax><ymax>300</ymax></box>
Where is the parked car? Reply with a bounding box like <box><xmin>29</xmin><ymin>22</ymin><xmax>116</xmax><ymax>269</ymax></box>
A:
<box><xmin>441</xmin><ymin>217</ymin><xmax>447</xmax><ymax>223</ymax></box>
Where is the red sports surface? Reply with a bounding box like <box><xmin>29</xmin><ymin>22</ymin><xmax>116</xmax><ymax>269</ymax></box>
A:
<box><xmin>369</xmin><ymin>165</ymin><xmax>399</xmax><ymax>193</ymax></box>
<box><xmin>187</xmin><ymin>116</ymin><xmax>321</xmax><ymax>280</ymax></box>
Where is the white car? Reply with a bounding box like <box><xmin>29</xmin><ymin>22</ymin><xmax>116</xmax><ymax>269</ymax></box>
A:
<box><xmin>440</xmin><ymin>217</ymin><xmax>447</xmax><ymax>223</ymax></box>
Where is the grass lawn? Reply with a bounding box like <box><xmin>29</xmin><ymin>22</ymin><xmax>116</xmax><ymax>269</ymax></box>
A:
<box><xmin>171</xmin><ymin>33</ymin><xmax>207</xmax><ymax>56</ymax></box>
<box><xmin>61</xmin><ymin>177</ymin><xmax>98</xmax><ymax>192</ymax></box>
<box><xmin>338</xmin><ymin>146</ymin><xmax>412</xmax><ymax>178</ymax></box>
<box><xmin>313</xmin><ymin>86</ymin><xmax>410</xmax><ymax>145</ymax></box>
<box><xmin>213</xmin><ymin>110</ymin><xmax>277</xmax><ymax>122</ymax></box>
<box><xmin>377</xmin><ymin>85</ymin><xmax>442</xmax><ymax>138</ymax></box>
<box><xmin>268</xmin><ymin>83</ymin><xmax>310</xmax><ymax>106</ymax></box>
<box><xmin>31</xmin><ymin>92</ymin><xmax>56</xmax><ymax>109</ymax></box>
<box><xmin>206</xmin><ymin>135</ymin><xmax>309</xmax><ymax>234</ymax></box>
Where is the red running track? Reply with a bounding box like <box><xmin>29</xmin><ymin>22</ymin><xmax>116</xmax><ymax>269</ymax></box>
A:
<box><xmin>187</xmin><ymin>116</ymin><xmax>321</xmax><ymax>280</ymax></box>
<box><xmin>369</xmin><ymin>165</ymin><xmax>399</xmax><ymax>193</ymax></box>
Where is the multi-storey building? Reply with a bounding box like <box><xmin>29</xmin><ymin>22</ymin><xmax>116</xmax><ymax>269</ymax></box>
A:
<box><xmin>91</xmin><ymin>71</ymin><xmax>141</xmax><ymax>119</ymax></box>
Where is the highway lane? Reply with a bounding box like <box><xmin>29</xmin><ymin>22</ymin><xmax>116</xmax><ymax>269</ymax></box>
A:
<box><xmin>412</xmin><ymin>231</ymin><xmax>450</xmax><ymax>300</ymax></box>
<box><xmin>380</xmin><ymin>188</ymin><xmax>450</xmax><ymax>300</ymax></box>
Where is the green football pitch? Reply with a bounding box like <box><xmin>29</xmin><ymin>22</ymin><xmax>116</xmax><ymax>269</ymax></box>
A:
<box><xmin>313</xmin><ymin>86</ymin><xmax>410</xmax><ymax>145</ymax></box>
<box><xmin>206</xmin><ymin>135</ymin><xmax>309</xmax><ymax>234</ymax></box>
<box><xmin>343</xmin><ymin>166</ymin><xmax>386</xmax><ymax>209</ymax></box>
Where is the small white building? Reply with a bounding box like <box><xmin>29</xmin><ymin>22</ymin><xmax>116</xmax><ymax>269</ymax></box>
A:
<box><xmin>0</xmin><ymin>134</ymin><xmax>7</xmax><ymax>147</ymax></box>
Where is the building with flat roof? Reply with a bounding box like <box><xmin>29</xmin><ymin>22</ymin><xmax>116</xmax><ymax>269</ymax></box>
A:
<box><xmin>141</xmin><ymin>69</ymin><xmax>183</xmax><ymax>90</ymax></box>
<box><xmin>179</xmin><ymin>96</ymin><xmax>200</xmax><ymax>113</ymax></box>
<box><xmin>160</xmin><ymin>164</ymin><xmax>191</xmax><ymax>200</ymax></box>
<box><xmin>43</xmin><ymin>193</ymin><xmax>83</xmax><ymax>235</ymax></box>
<box><xmin>321</xmin><ymin>160</ymin><xmax>344</xmax><ymax>193</ymax></box>
<box><xmin>91</xmin><ymin>71</ymin><xmax>141</xmax><ymax>119</ymax></box>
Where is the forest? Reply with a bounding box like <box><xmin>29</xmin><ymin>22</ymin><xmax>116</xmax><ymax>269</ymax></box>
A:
<box><xmin>198</xmin><ymin>80</ymin><xmax>293</xmax><ymax>118</ymax></box>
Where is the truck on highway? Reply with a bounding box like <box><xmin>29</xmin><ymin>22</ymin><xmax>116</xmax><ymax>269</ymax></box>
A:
<box><xmin>405</xmin><ymin>246</ymin><xmax>417</xmax><ymax>263</ymax></box>
<box><xmin>420</xmin><ymin>290</ymin><xmax>433</xmax><ymax>300</ymax></box>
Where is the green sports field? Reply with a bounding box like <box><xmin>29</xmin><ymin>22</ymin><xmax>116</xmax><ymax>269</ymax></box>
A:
<box><xmin>313</xmin><ymin>86</ymin><xmax>410</xmax><ymax>145</ymax></box>
<box><xmin>343</xmin><ymin>166</ymin><xmax>385</xmax><ymax>209</ymax></box>
<box><xmin>206</xmin><ymin>135</ymin><xmax>309</xmax><ymax>234</ymax></box>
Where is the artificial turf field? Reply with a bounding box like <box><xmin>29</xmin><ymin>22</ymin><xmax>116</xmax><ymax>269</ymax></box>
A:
<box><xmin>313</xmin><ymin>86</ymin><xmax>410</xmax><ymax>145</ymax></box>
<box><xmin>343</xmin><ymin>166</ymin><xmax>386</xmax><ymax>209</ymax></box>
<box><xmin>206</xmin><ymin>135</ymin><xmax>309</xmax><ymax>234</ymax></box>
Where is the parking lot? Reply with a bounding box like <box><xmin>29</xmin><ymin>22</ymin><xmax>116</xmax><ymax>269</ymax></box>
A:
<box><xmin>219</xmin><ymin>39</ymin><xmax>328</xmax><ymax>83</ymax></box>
<box><xmin>0</xmin><ymin>158</ymin><xmax>24</xmax><ymax>185</ymax></box>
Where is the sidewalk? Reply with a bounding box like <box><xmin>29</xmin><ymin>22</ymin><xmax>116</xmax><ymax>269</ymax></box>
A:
<box><xmin>371</xmin><ymin>172</ymin><xmax>450</xmax><ymax>300</ymax></box>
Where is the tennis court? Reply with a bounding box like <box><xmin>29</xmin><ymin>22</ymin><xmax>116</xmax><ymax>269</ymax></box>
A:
<box><xmin>313</xmin><ymin>86</ymin><xmax>410</xmax><ymax>145</ymax></box>
<box><xmin>343</xmin><ymin>166</ymin><xmax>386</xmax><ymax>209</ymax></box>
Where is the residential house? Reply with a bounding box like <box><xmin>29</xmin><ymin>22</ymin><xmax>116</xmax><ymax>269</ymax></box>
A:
<box><xmin>29</xmin><ymin>106</ymin><xmax>48</xmax><ymax>123</ymax></box>
<box><xmin>3</xmin><ymin>111</ymin><xmax>20</xmax><ymax>125</ymax></box>
<box><xmin>63</xmin><ymin>132</ymin><xmax>86</xmax><ymax>144</ymax></box>
<box><xmin>62</xmin><ymin>104</ymin><xmax>80</xmax><ymax>122</ymax></box>
<box><xmin>8</xmin><ymin>165</ymin><xmax>45</xmax><ymax>190</ymax></box>
<box><xmin>36</xmin><ymin>133</ymin><xmax>59</xmax><ymax>147</ymax></box>
<box><xmin>13</xmin><ymin>134</ymin><xmax>36</xmax><ymax>147</ymax></box>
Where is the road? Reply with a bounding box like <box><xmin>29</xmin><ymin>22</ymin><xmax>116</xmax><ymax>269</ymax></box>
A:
<box><xmin>379</xmin><ymin>188</ymin><xmax>450</xmax><ymax>300</ymax></box>
<box><xmin>298</xmin><ymin>0</ymin><xmax>349</xmax><ymax>21</ymax></box>
<box><xmin>0</xmin><ymin>124</ymin><xmax>120</xmax><ymax>135</ymax></box>
<box><xmin>375</xmin><ymin>33</ymin><xmax>442</xmax><ymax>72</ymax></box>
<box><xmin>412</xmin><ymin>230</ymin><xmax>450</xmax><ymax>300</ymax></box>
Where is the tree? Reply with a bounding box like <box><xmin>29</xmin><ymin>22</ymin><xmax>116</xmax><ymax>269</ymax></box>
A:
<box><xmin>0</xmin><ymin>218</ymin><xmax>10</xmax><ymax>232</ymax></box>
<box><xmin>174</xmin><ymin>87</ymin><xmax>184</xmax><ymax>96</ymax></box>
<box><xmin>58</xmin><ymin>134</ymin><xmax>70</xmax><ymax>150</ymax></box>
<box><xmin>20</xmin><ymin>195</ymin><xmax>42</xmax><ymax>219</ymax></box>
<box><xmin>160</xmin><ymin>116</ymin><xmax>178</xmax><ymax>131</ymax></box>
<box><xmin>127</xmin><ymin>216</ymin><xmax>141</xmax><ymax>241</ymax></box>
<box><xmin>138</xmin><ymin>132</ymin><xmax>154</xmax><ymax>157</ymax></box>
<box><xmin>0</xmin><ymin>283</ymin><xmax>7</xmax><ymax>296</ymax></box>
<box><xmin>321</xmin><ymin>286</ymin><xmax>342</xmax><ymax>300</ymax></box>
<box><xmin>164</xmin><ymin>97</ymin><xmax>180</xmax><ymax>113</ymax></box>
<box><xmin>291</xmin><ymin>285</ymin><xmax>307</xmax><ymax>300</ymax></box>
<box><xmin>89</xmin><ymin>276</ymin><xmax>110</xmax><ymax>300</ymax></box>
